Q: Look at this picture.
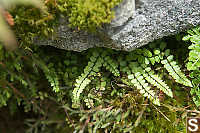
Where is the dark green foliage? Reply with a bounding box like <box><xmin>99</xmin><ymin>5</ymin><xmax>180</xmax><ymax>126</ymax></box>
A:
<box><xmin>0</xmin><ymin>38</ymin><xmax>196</xmax><ymax>132</ymax></box>
<box><xmin>1</xmin><ymin>28</ymin><xmax>200</xmax><ymax>132</ymax></box>
<box><xmin>1</xmin><ymin>1</ymin><xmax>199</xmax><ymax>133</ymax></box>
<box><xmin>72</xmin><ymin>49</ymin><xmax>120</xmax><ymax>108</ymax></box>
<box><xmin>0</xmin><ymin>5</ymin><xmax>199</xmax><ymax>131</ymax></box>
<box><xmin>71</xmin><ymin>41</ymin><xmax>192</xmax><ymax>111</ymax></box>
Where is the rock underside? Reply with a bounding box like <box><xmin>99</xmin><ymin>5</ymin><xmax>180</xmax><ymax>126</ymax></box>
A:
<box><xmin>36</xmin><ymin>0</ymin><xmax>200</xmax><ymax>52</ymax></box>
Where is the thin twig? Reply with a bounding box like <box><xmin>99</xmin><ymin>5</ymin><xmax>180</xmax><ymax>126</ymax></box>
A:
<box><xmin>79</xmin><ymin>116</ymin><xmax>90</xmax><ymax>133</ymax></box>
<box><xmin>163</xmin><ymin>104</ymin><xmax>200</xmax><ymax>114</ymax></box>
<box><xmin>64</xmin><ymin>108</ymin><xmax>75</xmax><ymax>129</ymax></box>
<box><xmin>152</xmin><ymin>104</ymin><xmax>171</xmax><ymax>122</ymax></box>
<box><xmin>6</xmin><ymin>81</ymin><xmax>26</xmax><ymax>98</ymax></box>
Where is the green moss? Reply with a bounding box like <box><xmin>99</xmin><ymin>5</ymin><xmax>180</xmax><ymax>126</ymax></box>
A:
<box><xmin>63</xmin><ymin>0</ymin><xmax>122</xmax><ymax>31</ymax></box>
<box><xmin>11</xmin><ymin>3</ymin><xmax>59</xmax><ymax>47</ymax></box>
<box><xmin>9</xmin><ymin>0</ymin><xmax>122</xmax><ymax>48</ymax></box>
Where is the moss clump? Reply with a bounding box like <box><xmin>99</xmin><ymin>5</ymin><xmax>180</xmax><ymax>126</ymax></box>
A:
<box><xmin>64</xmin><ymin>0</ymin><xmax>122</xmax><ymax>31</ymax></box>
<box><xmin>10</xmin><ymin>0</ymin><xmax>122</xmax><ymax>47</ymax></box>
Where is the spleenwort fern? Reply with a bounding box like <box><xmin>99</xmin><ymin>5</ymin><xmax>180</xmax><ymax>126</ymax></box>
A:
<box><xmin>120</xmin><ymin>48</ymin><xmax>172</xmax><ymax>105</ymax></box>
<box><xmin>183</xmin><ymin>27</ymin><xmax>200</xmax><ymax>106</ymax></box>
<box><xmin>141</xmin><ymin>65</ymin><xmax>173</xmax><ymax>97</ymax></box>
<box><xmin>130</xmin><ymin>48</ymin><xmax>173</xmax><ymax>97</ymax></box>
<box><xmin>183</xmin><ymin>27</ymin><xmax>200</xmax><ymax>71</ymax></box>
<box><xmin>72</xmin><ymin>49</ymin><xmax>104</xmax><ymax>108</ymax></box>
<box><xmin>72</xmin><ymin>49</ymin><xmax>120</xmax><ymax>108</ymax></box>
<box><xmin>126</xmin><ymin>64</ymin><xmax>160</xmax><ymax>105</ymax></box>
<box><xmin>161</xmin><ymin>50</ymin><xmax>193</xmax><ymax>87</ymax></box>
<box><xmin>32</xmin><ymin>57</ymin><xmax>60</xmax><ymax>92</ymax></box>
<box><xmin>44</xmin><ymin>63</ymin><xmax>60</xmax><ymax>92</ymax></box>
<box><xmin>72</xmin><ymin>42</ymin><xmax>193</xmax><ymax>108</ymax></box>
<box><xmin>102</xmin><ymin>51</ymin><xmax>120</xmax><ymax>77</ymax></box>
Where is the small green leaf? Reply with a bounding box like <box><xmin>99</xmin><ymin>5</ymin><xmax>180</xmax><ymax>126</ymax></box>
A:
<box><xmin>154</xmin><ymin>49</ymin><xmax>160</xmax><ymax>55</ymax></box>
<box><xmin>164</xmin><ymin>49</ymin><xmax>170</xmax><ymax>56</ymax></box>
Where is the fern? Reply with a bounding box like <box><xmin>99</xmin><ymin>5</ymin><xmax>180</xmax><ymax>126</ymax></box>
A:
<box><xmin>161</xmin><ymin>50</ymin><xmax>193</xmax><ymax>87</ymax></box>
<box><xmin>123</xmin><ymin>44</ymin><xmax>192</xmax><ymax>103</ymax></box>
<box><xmin>72</xmin><ymin>50</ymin><xmax>103</xmax><ymax>108</ymax></box>
<box><xmin>121</xmin><ymin>51</ymin><xmax>172</xmax><ymax>105</ymax></box>
<box><xmin>71</xmin><ymin>39</ymin><xmax>194</xmax><ymax>110</ymax></box>
<box><xmin>72</xmin><ymin>49</ymin><xmax>120</xmax><ymax>108</ymax></box>
<box><xmin>72</xmin><ymin>43</ymin><xmax>193</xmax><ymax>108</ymax></box>
<box><xmin>102</xmin><ymin>51</ymin><xmax>120</xmax><ymax>77</ymax></box>
<box><xmin>183</xmin><ymin>27</ymin><xmax>200</xmax><ymax>106</ymax></box>
<box><xmin>137</xmin><ymin>48</ymin><xmax>173</xmax><ymax>97</ymax></box>
<box><xmin>141</xmin><ymin>66</ymin><xmax>173</xmax><ymax>97</ymax></box>
<box><xmin>32</xmin><ymin>57</ymin><xmax>60</xmax><ymax>92</ymax></box>
<box><xmin>183</xmin><ymin>27</ymin><xmax>200</xmax><ymax>70</ymax></box>
<box><xmin>127</xmin><ymin>68</ymin><xmax>160</xmax><ymax>105</ymax></box>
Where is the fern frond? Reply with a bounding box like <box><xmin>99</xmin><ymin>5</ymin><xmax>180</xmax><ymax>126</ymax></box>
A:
<box><xmin>161</xmin><ymin>54</ymin><xmax>193</xmax><ymax>87</ymax></box>
<box><xmin>118</xmin><ymin>49</ymin><xmax>175</xmax><ymax>105</ymax></box>
<box><xmin>32</xmin><ymin>58</ymin><xmax>60</xmax><ymax>92</ymax></box>
<box><xmin>120</xmin><ymin>60</ymin><xmax>160</xmax><ymax>105</ymax></box>
<box><xmin>183</xmin><ymin>27</ymin><xmax>200</xmax><ymax>70</ymax></box>
<box><xmin>127</xmin><ymin>71</ymin><xmax>160</xmax><ymax>106</ymax></box>
<box><xmin>141</xmin><ymin>66</ymin><xmax>173</xmax><ymax>98</ymax></box>
<box><xmin>72</xmin><ymin>50</ymin><xmax>103</xmax><ymax>108</ymax></box>
<box><xmin>183</xmin><ymin>27</ymin><xmax>200</xmax><ymax>106</ymax></box>
<box><xmin>102</xmin><ymin>51</ymin><xmax>120</xmax><ymax>77</ymax></box>
<box><xmin>41</xmin><ymin>63</ymin><xmax>60</xmax><ymax>92</ymax></box>
<box><xmin>186</xmin><ymin>37</ymin><xmax>200</xmax><ymax>70</ymax></box>
<box><xmin>126</xmin><ymin>50</ymin><xmax>173</xmax><ymax>98</ymax></box>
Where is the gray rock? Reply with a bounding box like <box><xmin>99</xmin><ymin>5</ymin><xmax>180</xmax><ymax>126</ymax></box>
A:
<box><xmin>111</xmin><ymin>0</ymin><xmax>135</xmax><ymax>27</ymax></box>
<box><xmin>36</xmin><ymin>0</ymin><xmax>200</xmax><ymax>52</ymax></box>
